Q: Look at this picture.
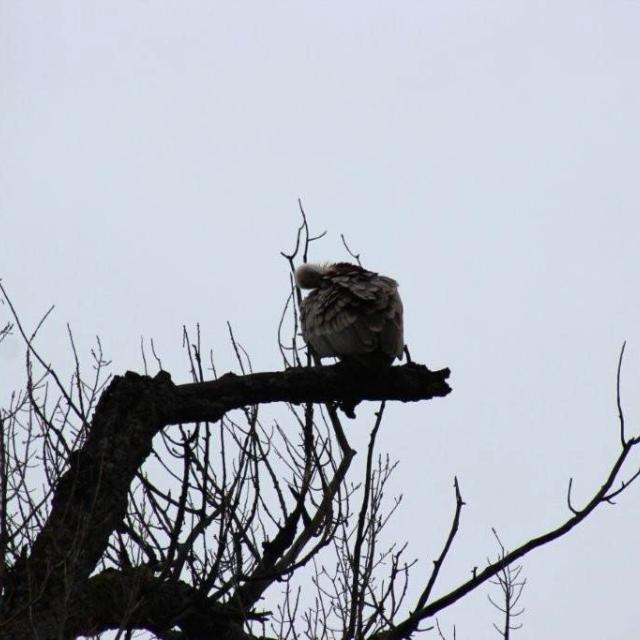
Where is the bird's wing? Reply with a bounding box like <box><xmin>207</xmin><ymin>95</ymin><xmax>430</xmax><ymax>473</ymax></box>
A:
<box><xmin>382</xmin><ymin>289</ymin><xmax>404</xmax><ymax>359</ymax></box>
<box><xmin>300</xmin><ymin>272</ymin><xmax>404</xmax><ymax>359</ymax></box>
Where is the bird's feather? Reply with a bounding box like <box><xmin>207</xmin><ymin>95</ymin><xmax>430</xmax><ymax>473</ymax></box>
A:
<box><xmin>298</xmin><ymin>262</ymin><xmax>404</xmax><ymax>364</ymax></box>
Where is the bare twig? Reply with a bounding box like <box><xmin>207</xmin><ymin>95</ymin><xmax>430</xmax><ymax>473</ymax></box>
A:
<box><xmin>488</xmin><ymin>530</ymin><xmax>526</xmax><ymax>639</ymax></box>
<box><xmin>346</xmin><ymin>402</ymin><xmax>385</xmax><ymax>639</ymax></box>
<box><xmin>617</xmin><ymin>341</ymin><xmax>627</xmax><ymax>446</ymax></box>
<box><xmin>415</xmin><ymin>477</ymin><xmax>465</xmax><ymax>612</ymax></box>
<box><xmin>340</xmin><ymin>234</ymin><xmax>362</xmax><ymax>267</ymax></box>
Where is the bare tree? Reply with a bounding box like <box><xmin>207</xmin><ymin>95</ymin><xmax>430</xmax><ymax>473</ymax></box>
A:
<box><xmin>0</xmin><ymin>215</ymin><xmax>638</xmax><ymax>640</ymax></box>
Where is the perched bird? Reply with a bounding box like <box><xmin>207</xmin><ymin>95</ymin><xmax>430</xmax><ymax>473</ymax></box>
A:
<box><xmin>295</xmin><ymin>262</ymin><xmax>404</xmax><ymax>368</ymax></box>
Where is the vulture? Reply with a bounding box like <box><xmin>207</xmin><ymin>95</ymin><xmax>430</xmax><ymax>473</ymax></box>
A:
<box><xmin>295</xmin><ymin>262</ymin><xmax>404</xmax><ymax>367</ymax></box>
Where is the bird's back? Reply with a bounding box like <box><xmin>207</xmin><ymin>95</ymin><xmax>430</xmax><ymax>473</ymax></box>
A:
<box><xmin>299</xmin><ymin>263</ymin><xmax>404</xmax><ymax>365</ymax></box>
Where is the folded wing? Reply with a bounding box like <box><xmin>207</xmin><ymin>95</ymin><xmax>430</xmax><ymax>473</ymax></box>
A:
<box><xmin>299</xmin><ymin>264</ymin><xmax>404</xmax><ymax>363</ymax></box>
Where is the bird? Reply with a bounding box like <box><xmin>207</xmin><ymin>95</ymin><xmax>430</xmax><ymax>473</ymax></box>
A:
<box><xmin>295</xmin><ymin>262</ymin><xmax>404</xmax><ymax>368</ymax></box>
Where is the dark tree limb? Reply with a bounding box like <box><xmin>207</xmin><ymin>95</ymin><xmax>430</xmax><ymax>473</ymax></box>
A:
<box><xmin>71</xmin><ymin>567</ymin><xmax>276</xmax><ymax>640</ymax></box>
<box><xmin>170</xmin><ymin>363</ymin><xmax>451</xmax><ymax>426</ymax></box>
<box><xmin>1</xmin><ymin>362</ymin><xmax>450</xmax><ymax>639</ymax></box>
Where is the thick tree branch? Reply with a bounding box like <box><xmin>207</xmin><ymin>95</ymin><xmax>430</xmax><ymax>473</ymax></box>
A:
<box><xmin>169</xmin><ymin>363</ymin><xmax>451</xmax><ymax>426</ymax></box>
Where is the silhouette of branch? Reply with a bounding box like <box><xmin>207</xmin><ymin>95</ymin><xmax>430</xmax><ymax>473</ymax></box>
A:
<box><xmin>70</xmin><ymin>567</ymin><xmax>277</xmax><ymax>640</ymax></box>
<box><xmin>487</xmin><ymin>530</ymin><xmax>526</xmax><ymax>639</ymax></box>
<box><xmin>370</xmin><ymin>380</ymin><xmax>640</xmax><ymax>640</ymax></box>
<box><xmin>415</xmin><ymin>477</ymin><xmax>465</xmax><ymax>612</ymax></box>
<box><xmin>171</xmin><ymin>363</ymin><xmax>450</xmax><ymax>426</ymax></box>
<box><xmin>1</xmin><ymin>360</ymin><xmax>449</xmax><ymax>638</ymax></box>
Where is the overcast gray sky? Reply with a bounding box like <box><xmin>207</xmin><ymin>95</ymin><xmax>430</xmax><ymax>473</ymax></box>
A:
<box><xmin>2</xmin><ymin>2</ymin><xmax>640</xmax><ymax>638</ymax></box>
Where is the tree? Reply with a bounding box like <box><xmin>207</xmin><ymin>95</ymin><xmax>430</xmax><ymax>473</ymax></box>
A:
<box><xmin>1</xmin><ymin>218</ymin><xmax>638</xmax><ymax>640</ymax></box>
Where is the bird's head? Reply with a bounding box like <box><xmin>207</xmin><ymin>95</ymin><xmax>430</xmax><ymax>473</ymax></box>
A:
<box><xmin>294</xmin><ymin>263</ymin><xmax>329</xmax><ymax>289</ymax></box>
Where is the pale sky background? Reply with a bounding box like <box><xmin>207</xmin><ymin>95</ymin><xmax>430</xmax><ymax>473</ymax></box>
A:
<box><xmin>2</xmin><ymin>2</ymin><xmax>640</xmax><ymax>638</ymax></box>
